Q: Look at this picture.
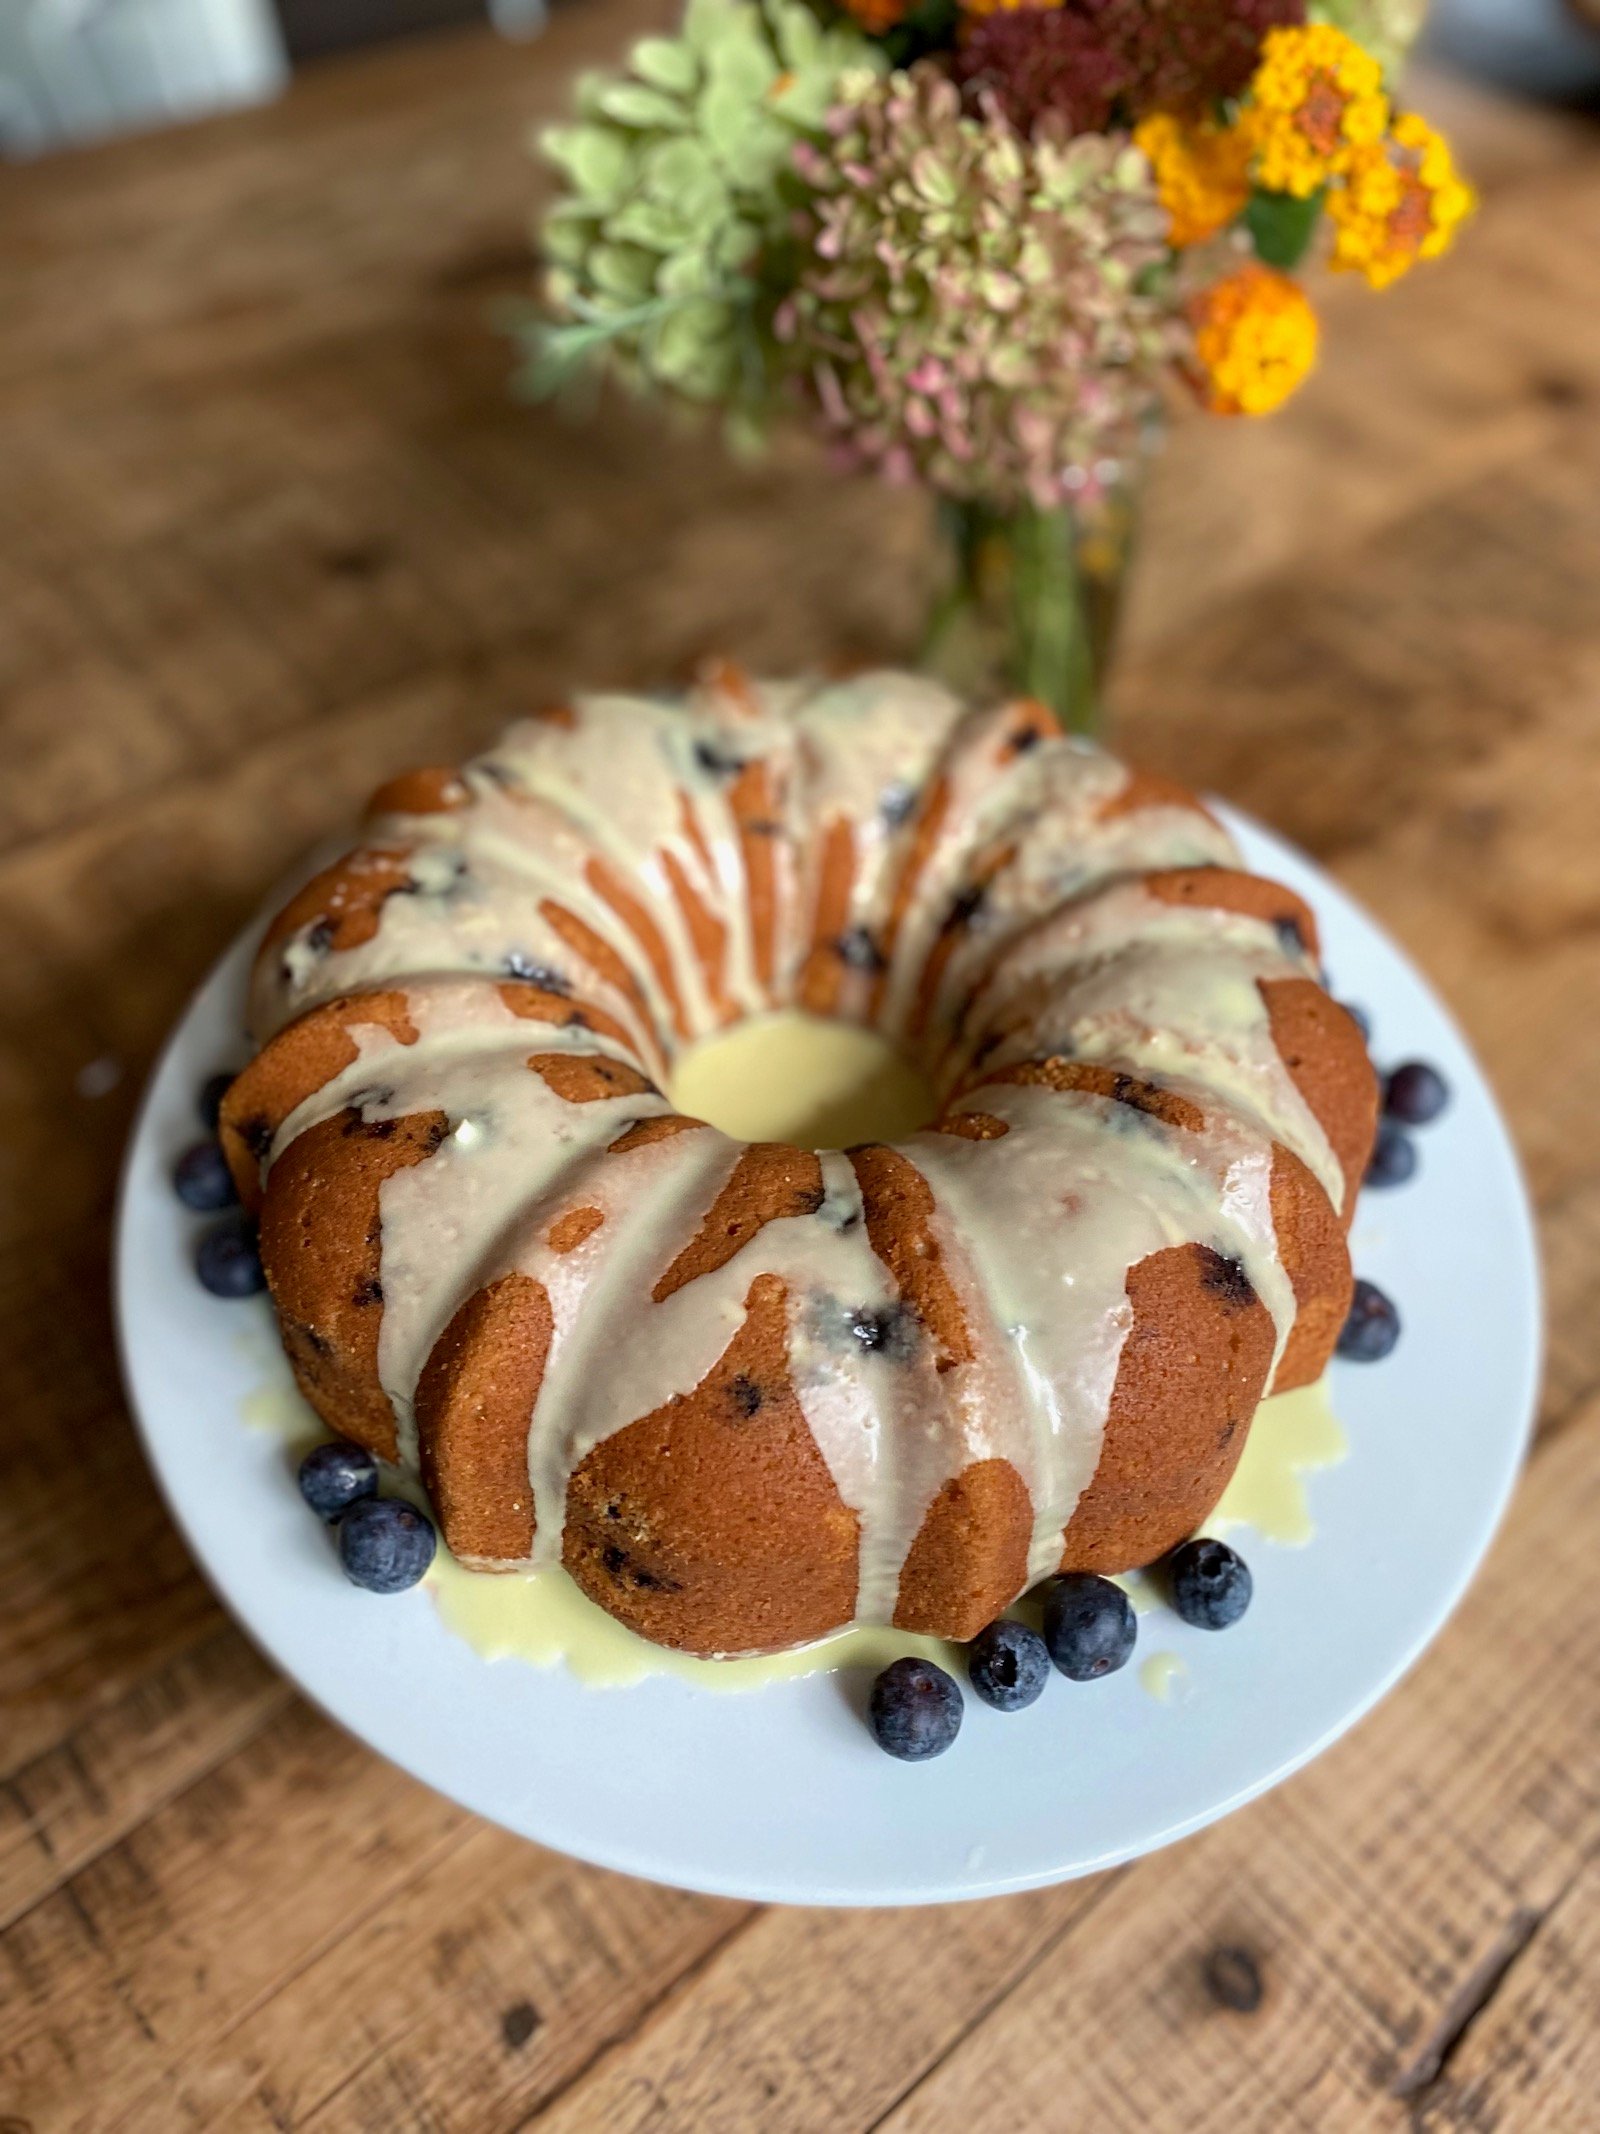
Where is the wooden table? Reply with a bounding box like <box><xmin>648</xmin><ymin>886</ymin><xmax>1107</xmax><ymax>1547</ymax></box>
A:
<box><xmin>3</xmin><ymin>16</ymin><xmax>1598</xmax><ymax>2129</ymax></box>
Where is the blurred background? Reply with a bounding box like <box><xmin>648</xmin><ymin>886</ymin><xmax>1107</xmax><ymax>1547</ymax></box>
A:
<box><xmin>1</xmin><ymin>0</ymin><xmax>1596</xmax><ymax>156</ymax></box>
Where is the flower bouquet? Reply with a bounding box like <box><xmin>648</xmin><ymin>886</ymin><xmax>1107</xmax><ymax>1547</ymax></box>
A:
<box><xmin>523</xmin><ymin>0</ymin><xmax>1473</xmax><ymax>731</ymax></box>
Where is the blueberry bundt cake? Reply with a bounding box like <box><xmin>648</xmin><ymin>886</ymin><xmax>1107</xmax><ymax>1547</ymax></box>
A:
<box><xmin>223</xmin><ymin>665</ymin><xmax>1377</xmax><ymax>1656</ymax></box>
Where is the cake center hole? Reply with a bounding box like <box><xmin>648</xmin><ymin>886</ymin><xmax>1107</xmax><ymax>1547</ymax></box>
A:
<box><xmin>667</xmin><ymin>1010</ymin><xmax>937</xmax><ymax>1150</ymax></box>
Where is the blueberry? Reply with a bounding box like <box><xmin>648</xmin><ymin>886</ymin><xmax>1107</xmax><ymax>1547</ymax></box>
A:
<box><xmin>1338</xmin><ymin>1277</ymin><xmax>1401</xmax><ymax>1361</ymax></box>
<box><xmin>298</xmin><ymin>1438</ymin><xmax>379</xmax><ymax>1522</ymax></box>
<box><xmin>1168</xmin><ymin>1538</ymin><xmax>1253</xmax><ymax>1629</ymax></box>
<box><xmin>1340</xmin><ymin>1002</ymin><xmax>1371</xmax><ymax>1045</ymax></box>
<box><xmin>868</xmin><ymin>1658</ymin><xmax>963</xmax><ymax>1760</ymax></box>
<box><xmin>337</xmin><ymin>1497</ymin><xmax>437</xmax><ymax>1593</ymax></box>
<box><xmin>967</xmin><ymin>1619</ymin><xmax>1050</xmax><ymax>1712</ymax></box>
<box><xmin>1384</xmin><ymin>1060</ymin><xmax>1449</xmax><ymax>1126</ymax></box>
<box><xmin>173</xmin><ymin>1138</ymin><xmax>238</xmax><ymax>1212</ymax></box>
<box><xmin>1364</xmin><ymin>1121</ymin><xmax>1418</xmax><ymax>1189</ymax></box>
<box><xmin>195</xmin><ymin>1218</ymin><xmax>266</xmax><ymax>1298</ymax></box>
<box><xmin>1042</xmin><ymin>1573</ymin><xmax>1136</xmax><ymax>1681</ymax></box>
<box><xmin>198</xmin><ymin>1070</ymin><xmax>235</xmax><ymax>1131</ymax></box>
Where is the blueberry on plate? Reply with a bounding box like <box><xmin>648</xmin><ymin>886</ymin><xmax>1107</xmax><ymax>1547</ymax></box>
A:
<box><xmin>1338</xmin><ymin>1277</ymin><xmax>1401</xmax><ymax>1361</ymax></box>
<box><xmin>1042</xmin><ymin>1572</ymin><xmax>1136</xmax><ymax>1681</ymax></box>
<box><xmin>198</xmin><ymin>1070</ymin><xmax>235</xmax><ymax>1131</ymax></box>
<box><xmin>298</xmin><ymin>1439</ymin><xmax>379</xmax><ymax>1522</ymax></box>
<box><xmin>1364</xmin><ymin>1120</ymin><xmax>1418</xmax><ymax>1189</ymax></box>
<box><xmin>967</xmin><ymin>1619</ymin><xmax>1050</xmax><ymax>1712</ymax></box>
<box><xmin>195</xmin><ymin>1218</ymin><xmax>266</xmax><ymax>1298</ymax></box>
<box><xmin>337</xmin><ymin>1497</ymin><xmax>437</xmax><ymax>1593</ymax></box>
<box><xmin>1168</xmin><ymin>1538</ymin><xmax>1253</xmax><ymax>1630</ymax></box>
<box><xmin>1384</xmin><ymin>1060</ymin><xmax>1449</xmax><ymax>1126</ymax></box>
<box><xmin>868</xmin><ymin>1658</ymin><xmax>964</xmax><ymax>1760</ymax></box>
<box><xmin>174</xmin><ymin>1137</ymin><xmax>238</xmax><ymax>1212</ymax></box>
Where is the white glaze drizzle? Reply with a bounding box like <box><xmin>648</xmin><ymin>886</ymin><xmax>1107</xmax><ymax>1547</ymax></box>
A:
<box><xmin>249</xmin><ymin>671</ymin><xmax>1340</xmax><ymax>1646</ymax></box>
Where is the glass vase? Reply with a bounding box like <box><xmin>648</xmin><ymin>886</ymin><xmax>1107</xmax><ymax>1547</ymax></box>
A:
<box><xmin>921</xmin><ymin>466</ymin><xmax>1145</xmax><ymax>740</ymax></box>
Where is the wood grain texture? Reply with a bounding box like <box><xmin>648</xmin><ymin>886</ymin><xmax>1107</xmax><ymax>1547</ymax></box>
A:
<box><xmin>0</xmin><ymin>13</ymin><xmax>1596</xmax><ymax>2130</ymax></box>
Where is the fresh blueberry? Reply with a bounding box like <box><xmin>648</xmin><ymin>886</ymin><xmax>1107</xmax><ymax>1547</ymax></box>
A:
<box><xmin>868</xmin><ymin>1658</ymin><xmax>964</xmax><ymax>1760</ymax></box>
<box><xmin>1042</xmin><ymin>1573</ymin><xmax>1136</xmax><ymax>1681</ymax></box>
<box><xmin>198</xmin><ymin>1070</ymin><xmax>235</xmax><ymax>1131</ymax></box>
<box><xmin>1384</xmin><ymin>1060</ymin><xmax>1449</xmax><ymax>1126</ymax></box>
<box><xmin>1364</xmin><ymin>1121</ymin><xmax>1418</xmax><ymax>1189</ymax></box>
<box><xmin>1338</xmin><ymin>1277</ymin><xmax>1401</xmax><ymax>1360</ymax></box>
<box><xmin>173</xmin><ymin>1137</ymin><xmax>238</xmax><ymax>1212</ymax></box>
<box><xmin>967</xmin><ymin>1619</ymin><xmax>1050</xmax><ymax>1712</ymax></box>
<box><xmin>337</xmin><ymin>1497</ymin><xmax>437</xmax><ymax>1593</ymax></box>
<box><xmin>1168</xmin><ymin>1538</ymin><xmax>1253</xmax><ymax>1629</ymax></box>
<box><xmin>1340</xmin><ymin>1002</ymin><xmax>1371</xmax><ymax>1045</ymax></box>
<box><xmin>195</xmin><ymin>1218</ymin><xmax>266</xmax><ymax>1298</ymax></box>
<box><xmin>298</xmin><ymin>1439</ymin><xmax>379</xmax><ymax>1522</ymax></box>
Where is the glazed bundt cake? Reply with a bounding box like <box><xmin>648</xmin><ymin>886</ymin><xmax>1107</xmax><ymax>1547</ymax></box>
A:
<box><xmin>223</xmin><ymin>665</ymin><xmax>1377</xmax><ymax>1656</ymax></box>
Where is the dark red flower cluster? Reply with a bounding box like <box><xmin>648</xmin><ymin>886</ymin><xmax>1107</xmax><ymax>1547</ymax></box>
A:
<box><xmin>955</xmin><ymin>0</ymin><xmax>1305</xmax><ymax>139</ymax></box>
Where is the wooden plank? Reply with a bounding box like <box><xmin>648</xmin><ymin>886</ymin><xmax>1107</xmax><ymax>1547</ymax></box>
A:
<box><xmin>0</xmin><ymin>1697</ymin><xmax>471</xmax><ymax>2126</ymax></box>
<box><xmin>122</xmin><ymin>1837</ymin><xmax>750</xmax><ymax>2133</ymax></box>
<box><xmin>0</xmin><ymin>1235</ymin><xmax>223</xmax><ymax>1777</ymax></box>
<box><xmin>0</xmin><ymin>1626</ymin><xmax>288</xmax><ymax>1933</ymax></box>
<box><xmin>1408</xmin><ymin>1854</ymin><xmax>1600</xmax><ymax>2129</ymax></box>
<box><xmin>0</xmin><ymin>1687</ymin><xmax>748</xmax><ymax>2133</ymax></box>
<box><xmin>517</xmin><ymin>1878</ymin><xmax>1119</xmax><ymax>2134</ymax></box>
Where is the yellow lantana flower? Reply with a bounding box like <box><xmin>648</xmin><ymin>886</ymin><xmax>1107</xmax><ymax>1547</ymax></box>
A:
<box><xmin>1135</xmin><ymin>112</ymin><xmax>1254</xmax><ymax>248</ymax></box>
<box><xmin>1190</xmin><ymin>264</ymin><xmax>1319</xmax><ymax>415</ymax></box>
<box><xmin>1242</xmin><ymin>22</ymin><xmax>1389</xmax><ymax>198</ymax></box>
<box><xmin>1328</xmin><ymin>112</ymin><xmax>1477</xmax><ymax>287</ymax></box>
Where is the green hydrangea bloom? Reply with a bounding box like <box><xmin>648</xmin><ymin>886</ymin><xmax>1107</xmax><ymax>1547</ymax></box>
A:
<box><xmin>779</xmin><ymin>66</ymin><xmax>1180</xmax><ymax>508</ymax></box>
<box><xmin>1308</xmin><ymin>0</ymin><xmax>1428</xmax><ymax>82</ymax></box>
<box><xmin>528</xmin><ymin>0</ymin><xmax>880</xmax><ymax>409</ymax></box>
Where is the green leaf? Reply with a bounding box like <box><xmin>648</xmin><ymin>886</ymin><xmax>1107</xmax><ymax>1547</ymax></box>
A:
<box><xmin>606</xmin><ymin>198</ymin><xmax>689</xmax><ymax>250</ymax></box>
<box><xmin>629</xmin><ymin>35</ymin><xmax>699</xmax><ymax>94</ymax></box>
<box><xmin>588</xmin><ymin>242</ymin><xmax>658</xmax><ymax>301</ymax></box>
<box><xmin>593</xmin><ymin>80</ymin><xmax>690</xmax><ymax>130</ymax></box>
<box><xmin>541</xmin><ymin>123</ymin><xmax>635</xmax><ymax>203</ymax></box>
<box><xmin>1245</xmin><ymin>187</ymin><xmax>1325</xmax><ymax>270</ymax></box>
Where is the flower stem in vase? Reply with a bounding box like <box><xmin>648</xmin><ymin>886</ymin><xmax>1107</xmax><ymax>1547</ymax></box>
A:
<box><xmin>923</xmin><ymin>478</ymin><xmax>1142</xmax><ymax>739</ymax></box>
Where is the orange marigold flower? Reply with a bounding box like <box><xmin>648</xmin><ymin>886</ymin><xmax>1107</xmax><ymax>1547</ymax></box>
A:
<box><xmin>838</xmin><ymin>0</ymin><xmax>915</xmax><ymax>26</ymax></box>
<box><xmin>1135</xmin><ymin>111</ymin><xmax>1253</xmax><ymax>248</ymax></box>
<box><xmin>1190</xmin><ymin>263</ymin><xmax>1319</xmax><ymax>414</ymax></box>
<box><xmin>1327</xmin><ymin>111</ymin><xmax>1476</xmax><ymax>288</ymax></box>
<box><xmin>959</xmin><ymin>0</ymin><xmax>1064</xmax><ymax>17</ymax></box>
<box><xmin>1241</xmin><ymin>22</ymin><xmax>1388</xmax><ymax>197</ymax></box>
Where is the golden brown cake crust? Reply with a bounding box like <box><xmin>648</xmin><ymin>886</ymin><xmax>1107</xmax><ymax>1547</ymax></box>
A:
<box><xmin>1260</xmin><ymin>975</ymin><xmax>1379</xmax><ymax>1216</ymax></box>
<box><xmin>849</xmin><ymin>1143</ymin><xmax>974</xmax><ymax>1373</ymax></box>
<box><xmin>258</xmin><ymin>847</ymin><xmax>414</xmax><ymax>971</ymax></box>
<box><xmin>1060</xmin><ymin>1243</ymin><xmax>1277</xmax><ymax>1572</ymax></box>
<box><xmin>365</xmin><ymin>767</ymin><xmax>470</xmax><ymax>819</ymax></box>
<box><xmin>893</xmin><ymin>1460</ymin><xmax>1033</xmax><ymax>1640</ymax></box>
<box><xmin>1144</xmin><ymin>865</ymin><xmax>1321</xmax><ymax>963</ymax></box>
<box><xmin>1269</xmin><ymin>1144</ymin><xmax>1354</xmax><ymax>1390</ymax></box>
<box><xmin>258</xmin><ymin>1106</ymin><xmax>449</xmax><ymax>1463</ymax></box>
<box><xmin>652</xmin><ymin>1144</ymin><xmax>825</xmax><ymax>1302</ymax></box>
<box><xmin>562</xmin><ymin>1274</ymin><xmax>860</xmax><ymax>1653</ymax></box>
<box><xmin>220</xmin><ymin>989</ymin><xmax>420</xmax><ymax>1209</ymax></box>
<box><xmin>416</xmin><ymin>1272</ymin><xmax>551</xmax><ymax>1565</ymax></box>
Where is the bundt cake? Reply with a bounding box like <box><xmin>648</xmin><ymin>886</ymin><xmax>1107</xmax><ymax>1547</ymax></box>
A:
<box><xmin>222</xmin><ymin>664</ymin><xmax>1377</xmax><ymax>1657</ymax></box>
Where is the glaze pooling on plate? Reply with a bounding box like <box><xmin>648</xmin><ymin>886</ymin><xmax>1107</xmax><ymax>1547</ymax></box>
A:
<box><xmin>224</xmin><ymin>668</ymin><xmax>1373</xmax><ymax>1657</ymax></box>
<box><xmin>240</xmin><ymin>1347</ymin><xmax>1347</xmax><ymax>1697</ymax></box>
